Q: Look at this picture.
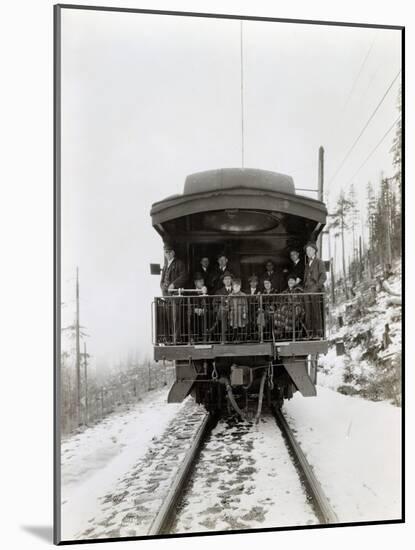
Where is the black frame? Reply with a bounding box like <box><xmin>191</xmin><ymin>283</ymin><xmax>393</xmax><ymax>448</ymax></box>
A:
<box><xmin>54</xmin><ymin>4</ymin><xmax>405</xmax><ymax>545</ymax></box>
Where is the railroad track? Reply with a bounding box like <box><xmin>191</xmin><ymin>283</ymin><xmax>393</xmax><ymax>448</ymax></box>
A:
<box><xmin>148</xmin><ymin>406</ymin><xmax>337</xmax><ymax>536</ymax></box>
<box><xmin>272</xmin><ymin>405</ymin><xmax>338</xmax><ymax>525</ymax></box>
<box><xmin>147</xmin><ymin>412</ymin><xmax>215</xmax><ymax>535</ymax></box>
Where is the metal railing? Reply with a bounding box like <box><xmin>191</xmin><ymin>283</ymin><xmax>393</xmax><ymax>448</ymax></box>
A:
<box><xmin>153</xmin><ymin>292</ymin><xmax>325</xmax><ymax>346</ymax></box>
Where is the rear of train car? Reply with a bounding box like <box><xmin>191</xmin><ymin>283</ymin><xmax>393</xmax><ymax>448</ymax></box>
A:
<box><xmin>150</xmin><ymin>168</ymin><xmax>328</xmax><ymax>412</ymax></box>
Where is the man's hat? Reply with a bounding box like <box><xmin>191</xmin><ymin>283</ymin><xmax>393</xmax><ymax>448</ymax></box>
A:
<box><xmin>304</xmin><ymin>241</ymin><xmax>318</xmax><ymax>252</ymax></box>
<box><xmin>287</xmin><ymin>272</ymin><xmax>297</xmax><ymax>280</ymax></box>
<box><xmin>222</xmin><ymin>270</ymin><xmax>233</xmax><ymax>278</ymax></box>
<box><xmin>193</xmin><ymin>272</ymin><xmax>205</xmax><ymax>281</ymax></box>
<box><xmin>217</xmin><ymin>252</ymin><xmax>228</xmax><ymax>260</ymax></box>
<box><xmin>163</xmin><ymin>242</ymin><xmax>174</xmax><ymax>251</ymax></box>
<box><xmin>248</xmin><ymin>274</ymin><xmax>259</xmax><ymax>283</ymax></box>
<box><xmin>289</xmin><ymin>247</ymin><xmax>301</xmax><ymax>254</ymax></box>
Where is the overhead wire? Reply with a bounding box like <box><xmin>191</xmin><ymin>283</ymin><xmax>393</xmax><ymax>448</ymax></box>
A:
<box><xmin>344</xmin><ymin>116</ymin><xmax>400</xmax><ymax>187</ymax></box>
<box><xmin>341</xmin><ymin>36</ymin><xmax>376</xmax><ymax>114</ymax></box>
<box><xmin>326</xmin><ymin>35</ymin><xmax>376</xmax><ymax>144</ymax></box>
<box><xmin>328</xmin><ymin>69</ymin><xmax>401</xmax><ymax>185</ymax></box>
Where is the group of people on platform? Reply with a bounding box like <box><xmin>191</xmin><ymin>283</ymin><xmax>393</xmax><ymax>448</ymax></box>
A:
<box><xmin>159</xmin><ymin>242</ymin><xmax>327</xmax><ymax>342</ymax></box>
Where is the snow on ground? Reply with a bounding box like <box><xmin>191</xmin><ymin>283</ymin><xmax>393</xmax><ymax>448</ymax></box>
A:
<box><xmin>71</xmin><ymin>399</ymin><xmax>207</xmax><ymax>541</ymax></box>
<box><xmin>173</xmin><ymin>416</ymin><xmax>317</xmax><ymax>533</ymax></box>
<box><xmin>284</xmin><ymin>385</ymin><xmax>402</xmax><ymax>524</ymax></box>
<box><xmin>61</xmin><ymin>387</ymin><xmax>184</xmax><ymax>541</ymax></box>
<box><xmin>60</xmin><ymin>379</ymin><xmax>401</xmax><ymax>540</ymax></box>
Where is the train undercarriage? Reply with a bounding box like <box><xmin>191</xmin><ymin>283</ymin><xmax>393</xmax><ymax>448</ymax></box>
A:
<box><xmin>167</xmin><ymin>354</ymin><xmax>319</xmax><ymax>419</ymax></box>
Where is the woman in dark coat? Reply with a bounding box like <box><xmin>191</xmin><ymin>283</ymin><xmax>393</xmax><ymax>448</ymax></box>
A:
<box><xmin>303</xmin><ymin>242</ymin><xmax>326</xmax><ymax>338</ymax></box>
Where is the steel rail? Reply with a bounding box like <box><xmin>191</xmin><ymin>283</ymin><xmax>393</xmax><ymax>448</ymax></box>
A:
<box><xmin>147</xmin><ymin>412</ymin><xmax>212</xmax><ymax>535</ymax></box>
<box><xmin>273</xmin><ymin>405</ymin><xmax>339</xmax><ymax>525</ymax></box>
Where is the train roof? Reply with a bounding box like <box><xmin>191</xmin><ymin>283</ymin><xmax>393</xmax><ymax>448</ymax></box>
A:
<box><xmin>151</xmin><ymin>168</ymin><xmax>327</xmax><ymax>229</ymax></box>
<box><xmin>183</xmin><ymin>168</ymin><xmax>295</xmax><ymax>196</ymax></box>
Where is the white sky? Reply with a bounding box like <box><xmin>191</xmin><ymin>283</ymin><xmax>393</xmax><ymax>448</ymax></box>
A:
<box><xmin>60</xmin><ymin>8</ymin><xmax>401</xmax><ymax>365</ymax></box>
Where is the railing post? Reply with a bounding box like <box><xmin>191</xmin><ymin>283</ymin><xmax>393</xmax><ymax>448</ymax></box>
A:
<box><xmin>259</xmin><ymin>295</ymin><xmax>263</xmax><ymax>343</ymax></box>
<box><xmin>292</xmin><ymin>296</ymin><xmax>296</xmax><ymax>342</ymax></box>
<box><xmin>187</xmin><ymin>296</ymin><xmax>191</xmax><ymax>345</ymax></box>
<box><xmin>172</xmin><ymin>299</ymin><xmax>177</xmax><ymax>345</ymax></box>
<box><xmin>203</xmin><ymin>297</ymin><xmax>207</xmax><ymax>343</ymax></box>
<box><xmin>221</xmin><ymin>296</ymin><xmax>226</xmax><ymax>344</ymax></box>
<box><xmin>152</xmin><ymin>300</ymin><xmax>155</xmax><ymax>344</ymax></box>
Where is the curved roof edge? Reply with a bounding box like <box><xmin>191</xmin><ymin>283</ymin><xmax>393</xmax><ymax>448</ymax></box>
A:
<box><xmin>183</xmin><ymin>168</ymin><xmax>295</xmax><ymax>196</ymax></box>
<box><xmin>151</xmin><ymin>187</ymin><xmax>327</xmax><ymax>227</ymax></box>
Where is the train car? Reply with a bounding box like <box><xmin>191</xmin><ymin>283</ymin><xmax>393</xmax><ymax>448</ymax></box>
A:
<box><xmin>150</xmin><ymin>168</ymin><xmax>328</xmax><ymax>415</ymax></box>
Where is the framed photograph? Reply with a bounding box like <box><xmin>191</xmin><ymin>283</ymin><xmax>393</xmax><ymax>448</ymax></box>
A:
<box><xmin>54</xmin><ymin>4</ymin><xmax>404</xmax><ymax>545</ymax></box>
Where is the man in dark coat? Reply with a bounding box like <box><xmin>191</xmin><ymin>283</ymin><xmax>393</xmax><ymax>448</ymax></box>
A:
<box><xmin>258</xmin><ymin>277</ymin><xmax>277</xmax><ymax>340</ymax></box>
<box><xmin>197</xmin><ymin>256</ymin><xmax>215</xmax><ymax>293</ymax></box>
<box><xmin>288</xmin><ymin>248</ymin><xmax>305</xmax><ymax>287</ymax></box>
<box><xmin>228</xmin><ymin>278</ymin><xmax>248</xmax><ymax>342</ymax></box>
<box><xmin>246</xmin><ymin>275</ymin><xmax>261</xmax><ymax>340</ymax></box>
<box><xmin>160</xmin><ymin>245</ymin><xmax>188</xmax><ymax>296</ymax></box>
<box><xmin>260</xmin><ymin>259</ymin><xmax>283</xmax><ymax>294</ymax></box>
<box><xmin>303</xmin><ymin>242</ymin><xmax>326</xmax><ymax>338</ymax></box>
<box><xmin>159</xmin><ymin>244</ymin><xmax>187</xmax><ymax>343</ymax></box>
<box><xmin>246</xmin><ymin>274</ymin><xmax>261</xmax><ymax>295</ymax></box>
<box><xmin>211</xmin><ymin>253</ymin><xmax>236</xmax><ymax>292</ymax></box>
<box><xmin>214</xmin><ymin>271</ymin><xmax>233</xmax><ymax>296</ymax></box>
<box><xmin>211</xmin><ymin>271</ymin><xmax>233</xmax><ymax>341</ymax></box>
<box><xmin>281</xmin><ymin>274</ymin><xmax>306</xmax><ymax>339</ymax></box>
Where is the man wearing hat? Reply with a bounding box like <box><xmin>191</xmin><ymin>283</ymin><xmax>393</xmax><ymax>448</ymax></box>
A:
<box><xmin>158</xmin><ymin>244</ymin><xmax>188</xmax><ymax>343</ymax></box>
<box><xmin>160</xmin><ymin>244</ymin><xmax>187</xmax><ymax>296</ymax></box>
<box><xmin>214</xmin><ymin>271</ymin><xmax>233</xmax><ymax>296</ymax></box>
<box><xmin>303</xmin><ymin>242</ymin><xmax>326</xmax><ymax>338</ymax></box>
<box><xmin>246</xmin><ymin>274</ymin><xmax>261</xmax><ymax>295</ymax></box>
<box><xmin>246</xmin><ymin>274</ymin><xmax>261</xmax><ymax>339</ymax></box>
<box><xmin>197</xmin><ymin>256</ymin><xmax>215</xmax><ymax>293</ymax></box>
<box><xmin>288</xmin><ymin>248</ymin><xmax>305</xmax><ymax>286</ymax></box>
<box><xmin>211</xmin><ymin>253</ymin><xmax>236</xmax><ymax>293</ymax></box>
<box><xmin>281</xmin><ymin>273</ymin><xmax>306</xmax><ymax>339</ymax></box>
<box><xmin>211</xmin><ymin>271</ymin><xmax>233</xmax><ymax>340</ymax></box>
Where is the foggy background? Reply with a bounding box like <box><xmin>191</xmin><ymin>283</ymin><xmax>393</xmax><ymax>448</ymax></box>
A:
<box><xmin>60</xmin><ymin>8</ymin><xmax>401</xmax><ymax>366</ymax></box>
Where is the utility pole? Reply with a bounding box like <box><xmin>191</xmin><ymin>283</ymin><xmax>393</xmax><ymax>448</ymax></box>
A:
<box><xmin>318</xmin><ymin>146</ymin><xmax>324</xmax><ymax>254</ymax></box>
<box><xmin>83</xmin><ymin>341</ymin><xmax>89</xmax><ymax>426</ymax></box>
<box><xmin>75</xmin><ymin>267</ymin><xmax>81</xmax><ymax>426</ymax></box>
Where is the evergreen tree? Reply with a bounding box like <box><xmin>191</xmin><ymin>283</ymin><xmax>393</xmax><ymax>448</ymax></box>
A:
<box><xmin>390</xmin><ymin>87</ymin><xmax>402</xmax><ymax>197</ymax></box>
<box><xmin>366</xmin><ymin>181</ymin><xmax>377</xmax><ymax>276</ymax></box>
<box><xmin>331</xmin><ymin>189</ymin><xmax>353</xmax><ymax>298</ymax></box>
<box><xmin>347</xmin><ymin>183</ymin><xmax>360</xmax><ymax>281</ymax></box>
<box><xmin>389</xmin><ymin>87</ymin><xmax>402</xmax><ymax>257</ymax></box>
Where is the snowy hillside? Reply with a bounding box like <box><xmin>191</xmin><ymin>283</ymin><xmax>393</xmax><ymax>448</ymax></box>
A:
<box><xmin>319</xmin><ymin>264</ymin><xmax>402</xmax><ymax>405</ymax></box>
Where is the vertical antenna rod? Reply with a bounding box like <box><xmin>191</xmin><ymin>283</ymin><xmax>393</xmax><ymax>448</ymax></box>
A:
<box><xmin>240</xmin><ymin>20</ymin><xmax>245</xmax><ymax>168</ymax></box>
